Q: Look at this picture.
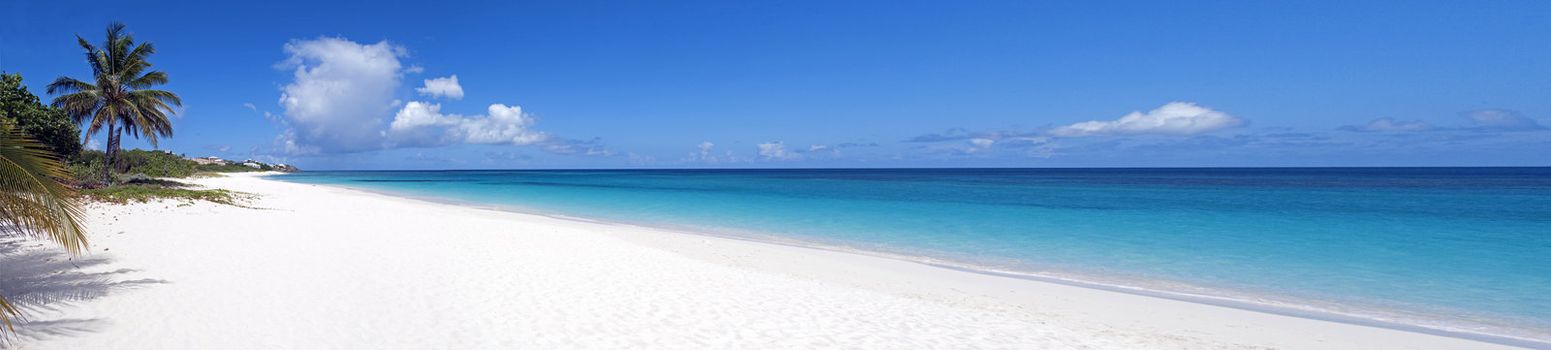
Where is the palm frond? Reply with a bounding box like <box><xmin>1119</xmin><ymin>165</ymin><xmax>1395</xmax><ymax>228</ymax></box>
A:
<box><xmin>119</xmin><ymin>43</ymin><xmax>155</xmax><ymax>79</ymax></box>
<box><xmin>0</xmin><ymin>296</ymin><xmax>16</xmax><ymax>333</ymax></box>
<box><xmin>124</xmin><ymin>98</ymin><xmax>174</xmax><ymax>147</ymax></box>
<box><xmin>50</xmin><ymin>91</ymin><xmax>103</xmax><ymax>127</ymax></box>
<box><xmin>50</xmin><ymin>90</ymin><xmax>100</xmax><ymax>111</ymax></box>
<box><xmin>45</xmin><ymin>76</ymin><xmax>95</xmax><ymax>96</ymax></box>
<box><xmin>0</xmin><ymin>120</ymin><xmax>89</xmax><ymax>331</ymax></box>
<box><xmin>0</xmin><ymin>121</ymin><xmax>86</xmax><ymax>252</ymax></box>
<box><xmin>132</xmin><ymin>89</ymin><xmax>182</xmax><ymax>108</ymax></box>
<box><xmin>84</xmin><ymin>103</ymin><xmax>117</xmax><ymax>138</ymax></box>
<box><xmin>105</xmin><ymin>23</ymin><xmax>131</xmax><ymax>75</ymax></box>
<box><xmin>75</xmin><ymin>36</ymin><xmax>104</xmax><ymax>76</ymax></box>
<box><xmin>125</xmin><ymin>71</ymin><xmax>167</xmax><ymax>89</ymax></box>
<box><xmin>119</xmin><ymin>101</ymin><xmax>149</xmax><ymax>142</ymax></box>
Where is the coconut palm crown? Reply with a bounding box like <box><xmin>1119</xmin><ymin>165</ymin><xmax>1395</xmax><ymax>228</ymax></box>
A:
<box><xmin>47</xmin><ymin>22</ymin><xmax>180</xmax><ymax>185</ymax></box>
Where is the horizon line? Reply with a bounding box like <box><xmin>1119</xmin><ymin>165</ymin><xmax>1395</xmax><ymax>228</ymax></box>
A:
<box><xmin>289</xmin><ymin>165</ymin><xmax>1551</xmax><ymax>172</ymax></box>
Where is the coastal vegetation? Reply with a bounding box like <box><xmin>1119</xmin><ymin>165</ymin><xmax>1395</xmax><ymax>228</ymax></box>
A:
<box><xmin>69</xmin><ymin>148</ymin><xmax>293</xmax><ymax>183</ymax></box>
<box><xmin>47</xmin><ymin>22</ymin><xmax>181</xmax><ymax>185</ymax></box>
<box><xmin>69</xmin><ymin>149</ymin><xmax>193</xmax><ymax>183</ymax></box>
<box><xmin>14</xmin><ymin>22</ymin><xmax>285</xmax><ymax>195</ymax></box>
<box><xmin>79</xmin><ymin>180</ymin><xmax>245</xmax><ymax>206</ymax></box>
<box><xmin>68</xmin><ymin>148</ymin><xmax>283</xmax><ymax>206</ymax></box>
<box><xmin>0</xmin><ymin>22</ymin><xmax>257</xmax><ymax>331</ymax></box>
<box><xmin>0</xmin><ymin>73</ymin><xmax>82</xmax><ymax>159</ymax></box>
<box><xmin>66</xmin><ymin>148</ymin><xmax>295</xmax><ymax>185</ymax></box>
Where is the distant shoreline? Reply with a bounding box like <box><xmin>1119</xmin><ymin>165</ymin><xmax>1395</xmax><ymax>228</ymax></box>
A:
<box><xmin>283</xmin><ymin>165</ymin><xmax>1551</xmax><ymax>172</ymax></box>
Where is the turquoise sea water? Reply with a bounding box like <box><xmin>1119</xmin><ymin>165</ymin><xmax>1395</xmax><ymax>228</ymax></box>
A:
<box><xmin>276</xmin><ymin>168</ymin><xmax>1551</xmax><ymax>345</ymax></box>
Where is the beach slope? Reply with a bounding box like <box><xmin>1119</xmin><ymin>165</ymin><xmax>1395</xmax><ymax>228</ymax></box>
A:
<box><xmin>0</xmin><ymin>173</ymin><xmax>1523</xmax><ymax>349</ymax></box>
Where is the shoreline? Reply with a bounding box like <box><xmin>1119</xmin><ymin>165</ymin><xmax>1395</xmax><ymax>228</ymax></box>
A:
<box><xmin>280</xmin><ymin>174</ymin><xmax>1548</xmax><ymax>349</ymax></box>
<box><xmin>5</xmin><ymin>172</ymin><xmax>1531</xmax><ymax>349</ymax></box>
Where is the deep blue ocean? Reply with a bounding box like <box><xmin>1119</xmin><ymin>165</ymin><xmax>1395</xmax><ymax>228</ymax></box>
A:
<box><xmin>276</xmin><ymin>167</ymin><xmax>1551</xmax><ymax>343</ymax></box>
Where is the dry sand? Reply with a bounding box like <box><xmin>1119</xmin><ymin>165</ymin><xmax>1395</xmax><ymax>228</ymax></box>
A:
<box><xmin>0</xmin><ymin>173</ymin><xmax>1525</xmax><ymax>349</ymax></box>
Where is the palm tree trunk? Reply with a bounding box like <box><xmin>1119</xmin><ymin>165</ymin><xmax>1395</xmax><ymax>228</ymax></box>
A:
<box><xmin>103</xmin><ymin>125</ymin><xmax>119</xmax><ymax>185</ymax></box>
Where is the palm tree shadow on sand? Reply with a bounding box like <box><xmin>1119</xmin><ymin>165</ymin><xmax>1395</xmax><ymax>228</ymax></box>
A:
<box><xmin>0</xmin><ymin>236</ymin><xmax>167</xmax><ymax>345</ymax></box>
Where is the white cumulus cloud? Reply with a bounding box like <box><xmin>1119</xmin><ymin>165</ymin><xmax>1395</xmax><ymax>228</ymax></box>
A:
<box><xmin>693</xmin><ymin>141</ymin><xmax>717</xmax><ymax>161</ymax></box>
<box><xmin>388</xmin><ymin>101</ymin><xmax>546</xmax><ymax>147</ymax></box>
<box><xmin>686</xmin><ymin>141</ymin><xmax>738</xmax><ymax>163</ymax></box>
<box><xmin>271</xmin><ymin>37</ymin><xmax>571</xmax><ymax>156</ymax></box>
<box><xmin>1050</xmin><ymin>102</ymin><xmax>1242</xmax><ymax>137</ymax></box>
<box><xmin>277</xmin><ymin>37</ymin><xmax>406</xmax><ymax>153</ymax></box>
<box><xmin>463</xmin><ymin>104</ymin><xmax>545</xmax><ymax>144</ymax></box>
<box><xmin>416</xmin><ymin>75</ymin><xmax>464</xmax><ymax>100</ymax></box>
<box><xmin>757</xmin><ymin>141</ymin><xmax>798</xmax><ymax>160</ymax></box>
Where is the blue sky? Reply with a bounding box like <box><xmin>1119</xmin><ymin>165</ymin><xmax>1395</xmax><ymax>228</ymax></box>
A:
<box><xmin>3</xmin><ymin>0</ymin><xmax>1548</xmax><ymax>169</ymax></box>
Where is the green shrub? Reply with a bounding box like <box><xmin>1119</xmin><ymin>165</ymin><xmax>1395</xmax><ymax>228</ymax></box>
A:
<box><xmin>68</xmin><ymin>151</ymin><xmax>106</xmax><ymax>185</ymax></box>
<box><xmin>67</xmin><ymin>154</ymin><xmax>106</xmax><ymax>184</ymax></box>
<box><xmin>69</xmin><ymin>149</ymin><xmax>196</xmax><ymax>185</ymax></box>
<box><xmin>1</xmin><ymin>73</ymin><xmax>82</xmax><ymax>159</ymax></box>
<box><xmin>116</xmin><ymin>149</ymin><xmax>196</xmax><ymax>177</ymax></box>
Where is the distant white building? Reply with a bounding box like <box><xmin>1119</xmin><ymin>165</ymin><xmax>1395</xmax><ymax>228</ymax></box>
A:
<box><xmin>242</xmin><ymin>162</ymin><xmax>262</xmax><ymax>169</ymax></box>
<box><xmin>190</xmin><ymin>156</ymin><xmax>231</xmax><ymax>166</ymax></box>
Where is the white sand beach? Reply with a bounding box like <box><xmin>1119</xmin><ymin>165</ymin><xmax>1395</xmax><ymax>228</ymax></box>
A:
<box><xmin>0</xmin><ymin>173</ymin><xmax>1524</xmax><ymax>349</ymax></box>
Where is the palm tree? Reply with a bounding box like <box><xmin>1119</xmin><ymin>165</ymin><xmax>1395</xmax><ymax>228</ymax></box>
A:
<box><xmin>0</xmin><ymin>120</ymin><xmax>88</xmax><ymax>332</ymax></box>
<box><xmin>47</xmin><ymin>22</ymin><xmax>180</xmax><ymax>185</ymax></box>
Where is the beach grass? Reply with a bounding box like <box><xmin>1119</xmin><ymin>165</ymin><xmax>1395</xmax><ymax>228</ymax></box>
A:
<box><xmin>79</xmin><ymin>182</ymin><xmax>249</xmax><ymax>206</ymax></box>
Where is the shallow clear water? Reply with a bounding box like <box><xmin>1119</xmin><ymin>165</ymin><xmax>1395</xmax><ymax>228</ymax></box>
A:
<box><xmin>276</xmin><ymin>168</ymin><xmax>1551</xmax><ymax>342</ymax></box>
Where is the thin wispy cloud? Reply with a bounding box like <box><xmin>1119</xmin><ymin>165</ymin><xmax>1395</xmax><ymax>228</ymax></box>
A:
<box><xmin>540</xmin><ymin>137</ymin><xmax>613</xmax><ymax>156</ymax></box>
<box><xmin>1463</xmin><ymin>109</ymin><xmax>1543</xmax><ymax>130</ymax></box>
<box><xmin>900</xmin><ymin>102</ymin><xmax>1240</xmax><ymax>159</ymax></box>
<box><xmin>1339</xmin><ymin>109</ymin><xmax>1546</xmax><ymax>134</ymax></box>
<box><xmin>1049</xmin><ymin>102</ymin><xmax>1242</xmax><ymax>137</ymax></box>
<box><xmin>1341</xmin><ymin>118</ymin><xmax>1433</xmax><ymax>132</ymax></box>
